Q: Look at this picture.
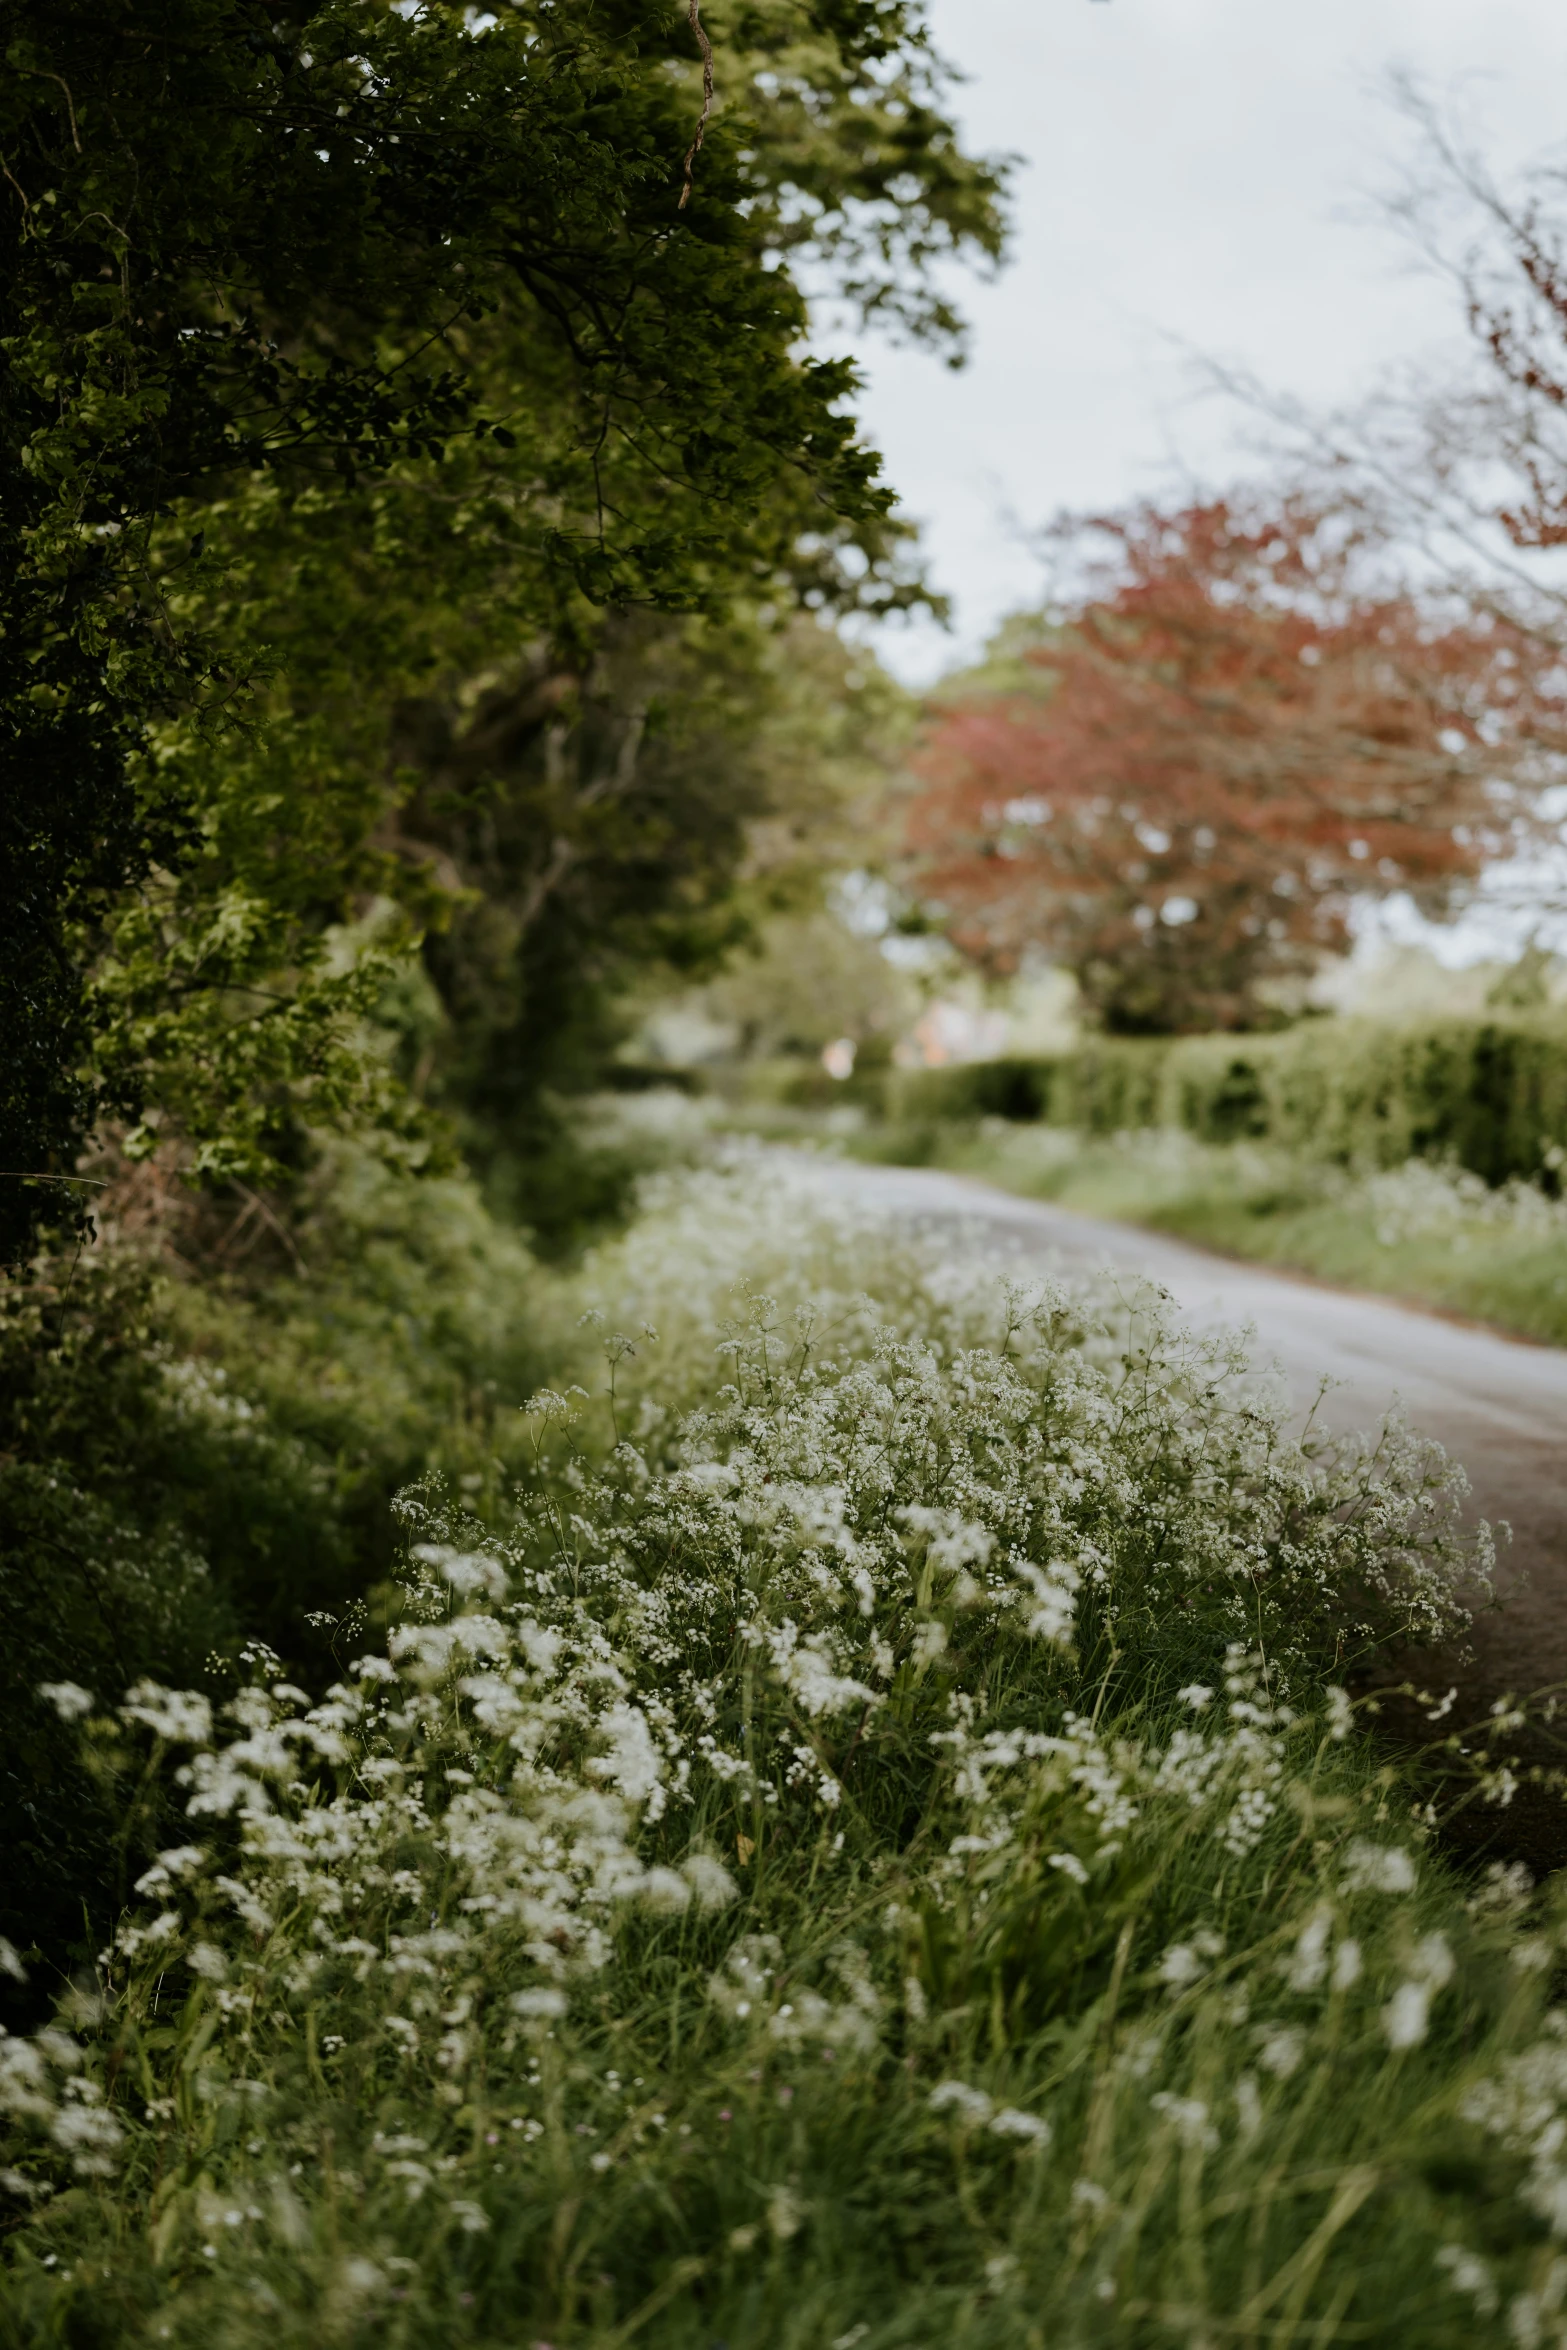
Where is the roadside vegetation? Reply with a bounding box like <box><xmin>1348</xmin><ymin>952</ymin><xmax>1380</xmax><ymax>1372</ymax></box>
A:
<box><xmin>10</xmin><ymin>12</ymin><xmax>1567</xmax><ymax>2344</ymax></box>
<box><xmin>865</xmin><ymin>1118</ymin><xmax>1567</xmax><ymax>1346</ymax></box>
<box><xmin>770</xmin><ymin>1009</ymin><xmax>1567</xmax><ymax>1345</ymax></box>
<box><xmin>9</xmin><ymin>1161</ymin><xmax>1567</xmax><ymax>2350</ymax></box>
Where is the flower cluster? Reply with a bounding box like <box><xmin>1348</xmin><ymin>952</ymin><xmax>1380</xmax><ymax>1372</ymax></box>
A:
<box><xmin>0</xmin><ymin>1161</ymin><xmax>1539</xmax><ymax>2348</ymax></box>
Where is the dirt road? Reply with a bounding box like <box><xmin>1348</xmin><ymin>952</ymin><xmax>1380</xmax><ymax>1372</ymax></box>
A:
<box><xmin>800</xmin><ymin>1155</ymin><xmax>1567</xmax><ymax>1708</ymax></box>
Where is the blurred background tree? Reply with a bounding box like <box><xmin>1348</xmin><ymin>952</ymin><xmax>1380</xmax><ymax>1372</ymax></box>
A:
<box><xmin>902</xmin><ymin>497</ymin><xmax>1566</xmax><ymax>1032</ymax></box>
<box><xmin>390</xmin><ymin>607</ymin><xmax>914</xmax><ymax>1237</ymax></box>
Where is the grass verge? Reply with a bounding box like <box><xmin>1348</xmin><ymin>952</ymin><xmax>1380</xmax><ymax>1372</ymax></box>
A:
<box><xmin>2</xmin><ymin>1160</ymin><xmax>1560</xmax><ymax>2349</ymax></box>
<box><xmin>856</xmin><ymin>1118</ymin><xmax>1567</xmax><ymax>1348</ymax></box>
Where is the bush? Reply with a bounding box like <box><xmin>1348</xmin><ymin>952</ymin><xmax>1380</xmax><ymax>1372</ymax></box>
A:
<box><xmin>0</xmin><ymin>1256</ymin><xmax>298</xmax><ymax>2001</ymax></box>
<box><xmin>0</xmin><ymin>1146</ymin><xmax>561</xmax><ymax>1999</ymax></box>
<box><xmin>891</xmin><ymin>1015</ymin><xmax>1567</xmax><ymax>1184</ymax></box>
<box><xmin>10</xmin><ymin>1165</ymin><xmax>1555</xmax><ymax>2350</ymax></box>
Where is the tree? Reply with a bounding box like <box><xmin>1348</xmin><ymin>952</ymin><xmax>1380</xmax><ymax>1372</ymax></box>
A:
<box><xmin>0</xmin><ymin>0</ymin><xmax>1006</xmax><ymax>1260</ymax></box>
<box><xmin>389</xmin><ymin>608</ymin><xmax>908</xmax><ymax>1230</ymax></box>
<box><xmin>903</xmin><ymin>498</ymin><xmax>1563</xmax><ymax>1033</ymax></box>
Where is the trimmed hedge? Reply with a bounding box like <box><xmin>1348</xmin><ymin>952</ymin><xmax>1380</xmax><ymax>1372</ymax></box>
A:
<box><xmin>886</xmin><ymin>1016</ymin><xmax>1567</xmax><ymax>1185</ymax></box>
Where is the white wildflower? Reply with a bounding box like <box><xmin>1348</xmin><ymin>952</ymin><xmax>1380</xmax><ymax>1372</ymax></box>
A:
<box><xmin>1160</xmin><ymin>1926</ymin><xmax>1221</xmax><ymax>1983</ymax></box>
<box><xmin>1436</xmin><ymin>2245</ymin><xmax>1499</xmax><ymax>2319</ymax></box>
<box><xmin>1381</xmin><ymin>1939</ymin><xmax>1453</xmax><ymax>2047</ymax></box>
<box><xmin>929</xmin><ymin>2081</ymin><xmax>993</xmax><ymax>2126</ymax></box>
<box><xmin>49</xmin><ymin>2102</ymin><xmax>123</xmax><ymax>2177</ymax></box>
<box><xmin>1472</xmin><ymin>1861</ymin><xmax>1535</xmax><ymax>1918</ymax></box>
<box><xmin>766</xmin><ymin>1622</ymin><xmax>878</xmax><ymax>1719</ymax></box>
<box><xmin>587</xmin><ymin>1703</ymin><xmax>664</xmax><ymax>1811</ymax></box>
<box><xmin>909</xmin><ymin>1620</ymin><xmax>948</xmax><ymax>1668</ymax></box>
<box><xmin>1383</xmin><ymin>1982</ymin><xmax>1431</xmax><ymax>2051</ymax></box>
<box><xmin>1013</xmin><ymin>1558</ymin><xmax>1079</xmax><ymax>1646</ymax></box>
<box><xmin>1285</xmin><ymin>1912</ymin><xmax>1332</xmax><ymax>1993</ymax></box>
<box><xmin>709</xmin><ymin>1936</ymin><xmax>779</xmax><ymax>2024</ymax></box>
<box><xmin>1150</xmin><ymin>2093</ymin><xmax>1217</xmax><ymax>2150</ymax></box>
<box><xmin>1341</xmin><ymin>1840</ymin><xmax>1417</xmax><ymax>1896</ymax></box>
<box><xmin>511</xmin><ymin>1987</ymin><xmax>568</xmax><ymax>2019</ymax></box>
<box><xmin>1221</xmin><ymin>1785</ymin><xmax>1276</xmax><ymax>1856</ymax></box>
<box><xmin>38</xmin><ymin>1682</ymin><xmax>94</xmax><ymax>1723</ymax></box>
<box><xmin>1512</xmin><ymin>1941</ymin><xmax>1553</xmax><ymax>1974</ymax></box>
<box><xmin>120</xmin><ymin>1684</ymin><xmax>212</xmax><ymax>1745</ymax></box>
<box><xmin>413</xmin><ymin>1544</ymin><xmax>509</xmax><ymax>1604</ymax></box>
<box><xmin>1412</xmin><ymin>1934</ymin><xmax>1455</xmax><ymax>1991</ymax></box>
<box><xmin>1258</xmin><ymin>2027</ymin><xmax>1305</xmax><ymax>2080</ymax></box>
<box><xmin>897</xmin><ymin>1506</ymin><xmax>993</xmax><ymax>1577</ymax></box>
<box><xmin>679</xmin><ymin>1853</ymin><xmax>738</xmax><ymax>1912</ymax></box>
<box><xmin>989</xmin><ymin>2107</ymin><xmax>1051</xmax><ymax>2145</ymax></box>
<box><xmin>1158</xmin><ymin>1944</ymin><xmax>1205</xmax><ymax>1989</ymax></box>
<box><xmin>767</xmin><ymin>2184</ymin><xmax>804</xmax><ymax>2242</ymax></box>
<box><xmin>133</xmin><ymin>1845</ymin><xmax>206</xmax><ymax>1898</ymax></box>
<box><xmin>637</xmin><ymin>1867</ymin><xmax>692</xmax><ymax>1915</ymax></box>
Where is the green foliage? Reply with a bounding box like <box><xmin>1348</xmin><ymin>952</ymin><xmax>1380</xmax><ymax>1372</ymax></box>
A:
<box><xmin>0</xmin><ymin>0</ymin><xmax>1005</xmax><ymax>1261</ymax></box>
<box><xmin>159</xmin><ymin>1144</ymin><xmax>560</xmax><ymax>1574</ymax></box>
<box><xmin>887</xmin><ymin>1014</ymin><xmax>1567</xmax><ymax>1186</ymax></box>
<box><xmin>0</xmin><ymin>1257</ymin><xmax>266</xmax><ymax>2002</ymax></box>
<box><xmin>8</xmin><ymin>1162</ymin><xmax>1547</xmax><ymax>2350</ymax></box>
<box><xmin>0</xmin><ymin>1144</ymin><xmax>565</xmax><ymax>1993</ymax></box>
<box><xmin>394</xmin><ymin>612</ymin><xmax>909</xmax><ymax>1236</ymax></box>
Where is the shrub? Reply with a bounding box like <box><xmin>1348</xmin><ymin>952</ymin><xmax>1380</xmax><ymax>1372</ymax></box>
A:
<box><xmin>0</xmin><ymin>1146</ymin><xmax>559</xmax><ymax>1998</ymax></box>
<box><xmin>7</xmin><ymin>1166</ymin><xmax>1549</xmax><ymax>2349</ymax></box>
<box><xmin>0</xmin><ymin>1257</ymin><xmax>292</xmax><ymax>2000</ymax></box>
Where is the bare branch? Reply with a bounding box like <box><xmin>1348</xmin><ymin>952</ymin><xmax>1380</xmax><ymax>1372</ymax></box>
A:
<box><xmin>678</xmin><ymin>0</ymin><xmax>715</xmax><ymax>212</ymax></box>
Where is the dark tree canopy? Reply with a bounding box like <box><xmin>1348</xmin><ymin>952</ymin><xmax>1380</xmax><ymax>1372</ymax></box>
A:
<box><xmin>0</xmin><ymin>0</ymin><xmax>1006</xmax><ymax>1259</ymax></box>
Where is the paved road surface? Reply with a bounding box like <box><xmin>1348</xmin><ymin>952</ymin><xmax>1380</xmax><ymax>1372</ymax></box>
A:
<box><xmin>799</xmin><ymin>1156</ymin><xmax>1567</xmax><ymax>1707</ymax></box>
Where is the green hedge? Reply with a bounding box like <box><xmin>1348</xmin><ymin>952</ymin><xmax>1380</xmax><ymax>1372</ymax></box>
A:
<box><xmin>887</xmin><ymin>1016</ymin><xmax>1567</xmax><ymax>1184</ymax></box>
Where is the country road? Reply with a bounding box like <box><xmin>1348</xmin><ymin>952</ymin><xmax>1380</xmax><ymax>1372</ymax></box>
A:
<box><xmin>797</xmin><ymin>1154</ymin><xmax>1567</xmax><ymax>1715</ymax></box>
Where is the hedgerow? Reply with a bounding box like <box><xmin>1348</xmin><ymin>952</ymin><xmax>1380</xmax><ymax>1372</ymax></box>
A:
<box><xmin>882</xmin><ymin>1013</ymin><xmax>1567</xmax><ymax>1186</ymax></box>
<box><xmin>3</xmin><ymin>1164</ymin><xmax>1560</xmax><ymax>2350</ymax></box>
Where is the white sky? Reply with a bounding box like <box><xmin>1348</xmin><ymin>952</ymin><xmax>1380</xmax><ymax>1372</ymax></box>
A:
<box><xmin>851</xmin><ymin>0</ymin><xmax>1567</xmax><ymax>689</ymax></box>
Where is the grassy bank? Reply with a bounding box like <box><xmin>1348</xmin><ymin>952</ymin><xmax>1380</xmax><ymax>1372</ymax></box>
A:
<box><xmin>4</xmin><ymin>1159</ymin><xmax>1565</xmax><ymax>2349</ymax></box>
<box><xmin>850</xmin><ymin>1119</ymin><xmax>1567</xmax><ymax>1349</ymax></box>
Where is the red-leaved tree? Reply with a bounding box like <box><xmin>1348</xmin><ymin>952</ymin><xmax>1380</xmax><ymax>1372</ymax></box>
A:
<box><xmin>906</xmin><ymin>499</ymin><xmax>1562</xmax><ymax>1032</ymax></box>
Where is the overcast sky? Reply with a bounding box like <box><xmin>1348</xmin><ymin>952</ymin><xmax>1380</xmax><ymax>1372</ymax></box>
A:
<box><xmin>850</xmin><ymin>0</ymin><xmax>1567</xmax><ymax>687</ymax></box>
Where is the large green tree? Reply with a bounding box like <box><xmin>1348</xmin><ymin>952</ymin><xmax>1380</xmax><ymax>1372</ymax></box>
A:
<box><xmin>1</xmin><ymin>0</ymin><xmax>1005</xmax><ymax>1260</ymax></box>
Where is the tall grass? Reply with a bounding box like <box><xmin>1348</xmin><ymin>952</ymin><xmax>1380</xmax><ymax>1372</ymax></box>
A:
<box><xmin>3</xmin><ymin>1164</ymin><xmax>1560</xmax><ymax>2349</ymax></box>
